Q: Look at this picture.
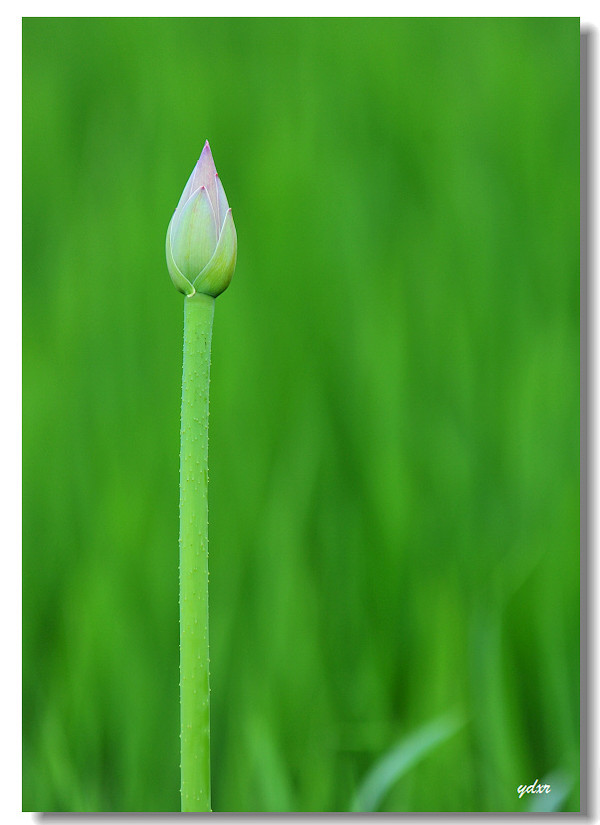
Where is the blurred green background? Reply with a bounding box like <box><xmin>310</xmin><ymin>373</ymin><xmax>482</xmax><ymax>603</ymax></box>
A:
<box><xmin>22</xmin><ymin>18</ymin><xmax>580</xmax><ymax>813</ymax></box>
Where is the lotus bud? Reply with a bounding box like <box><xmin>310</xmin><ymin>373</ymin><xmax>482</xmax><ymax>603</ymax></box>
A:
<box><xmin>166</xmin><ymin>141</ymin><xmax>237</xmax><ymax>298</ymax></box>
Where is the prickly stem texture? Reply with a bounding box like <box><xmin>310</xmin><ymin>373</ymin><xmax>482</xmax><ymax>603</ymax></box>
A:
<box><xmin>179</xmin><ymin>292</ymin><xmax>214</xmax><ymax>812</ymax></box>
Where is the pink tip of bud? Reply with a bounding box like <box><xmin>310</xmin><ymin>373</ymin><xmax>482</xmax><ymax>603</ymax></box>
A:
<box><xmin>197</xmin><ymin>141</ymin><xmax>212</xmax><ymax>165</ymax></box>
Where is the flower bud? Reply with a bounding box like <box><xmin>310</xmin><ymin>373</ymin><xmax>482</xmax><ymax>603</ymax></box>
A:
<box><xmin>166</xmin><ymin>141</ymin><xmax>237</xmax><ymax>298</ymax></box>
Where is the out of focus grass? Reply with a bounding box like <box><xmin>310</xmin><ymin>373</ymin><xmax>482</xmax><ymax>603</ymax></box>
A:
<box><xmin>22</xmin><ymin>18</ymin><xmax>580</xmax><ymax>812</ymax></box>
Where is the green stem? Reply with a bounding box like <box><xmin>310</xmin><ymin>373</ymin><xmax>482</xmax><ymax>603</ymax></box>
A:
<box><xmin>179</xmin><ymin>292</ymin><xmax>215</xmax><ymax>812</ymax></box>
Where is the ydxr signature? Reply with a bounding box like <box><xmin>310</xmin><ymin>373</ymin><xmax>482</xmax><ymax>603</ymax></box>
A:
<box><xmin>517</xmin><ymin>779</ymin><xmax>551</xmax><ymax>799</ymax></box>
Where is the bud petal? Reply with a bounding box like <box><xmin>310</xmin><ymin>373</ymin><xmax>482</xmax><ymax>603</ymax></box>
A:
<box><xmin>215</xmin><ymin>174</ymin><xmax>229</xmax><ymax>230</ymax></box>
<box><xmin>171</xmin><ymin>187</ymin><xmax>218</xmax><ymax>280</ymax></box>
<box><xmin>194</xmin><ymin>209</ymin><xmax>237</xmax><ymax>298</ymax></box>
<box><xmin>166</xmin><ymin>215</ymin><xmax>195</xmax><ymax>296</ymax></box>
<box><xmin>191</xmin><ymin>141</ymin><xmax>219</xmax><ymax>227</ymax></box>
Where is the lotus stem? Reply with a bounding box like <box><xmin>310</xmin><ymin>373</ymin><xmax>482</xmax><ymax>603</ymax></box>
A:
<box><xmin>179</xmin><ymin>292</ymin><xmax>215</xmax><ymax>812</ymax></box>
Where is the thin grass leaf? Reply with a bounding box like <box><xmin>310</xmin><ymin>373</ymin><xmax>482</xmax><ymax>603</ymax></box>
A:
<box><xmin>351</xmin><ymin>714</ymin><xmax>464</xmax><ymax>812</ymax></box>
<box><xmin>527</xmin><ymin>771</ymin><xmax>573</xmax><ymax>813</ymax></box>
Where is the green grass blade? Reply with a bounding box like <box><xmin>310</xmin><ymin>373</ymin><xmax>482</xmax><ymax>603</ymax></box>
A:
<box><xmin>526</xmin><ymin>771</ymin><xmax>573</xmax><ymax>813</ymax></box>
<box><xmin>351</xmin><ymin>714</ymin><xmax>464</xmax><ymax>812</ymax></box>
